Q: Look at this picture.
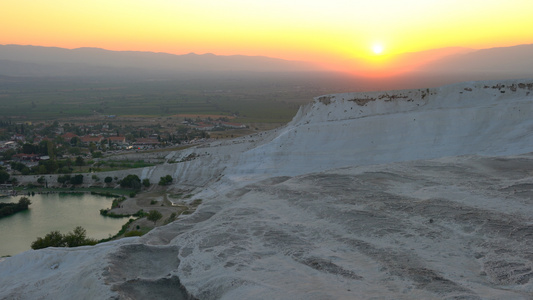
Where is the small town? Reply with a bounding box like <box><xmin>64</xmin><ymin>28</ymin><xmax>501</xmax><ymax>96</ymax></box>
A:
<box><xmin>0</xmin><ymin>117</ymin><xmax>247</xmax><ymax>181</ymax></box>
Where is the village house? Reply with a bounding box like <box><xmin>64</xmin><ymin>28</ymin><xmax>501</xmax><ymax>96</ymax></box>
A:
<box><xmin>107</xmin><ymin>136</ymin><xmax>127</xmax><ymax>145</ymax></box>
<box><xmin>80</xmin><ymin>135</ymin><xmax>103</xmax><ymax>145</ymax></box>
<box><xmin>11</xmin><ymin>134</ymin><xmax>25</xmax><ymax>142</ymax></box>
<box><xmin>12</xmin><ymin>153</ymin><xmax>41</xmax><ymax>164</ymax></box>
<box><xmin>61</xmin><ymin>132</ymin><xmax>79</xmax><ymax>141</ymax></box>
<box><xmin>194</xmin><ymin>122</ymin><xmax>215</xmax><ymax>131</ymax></box>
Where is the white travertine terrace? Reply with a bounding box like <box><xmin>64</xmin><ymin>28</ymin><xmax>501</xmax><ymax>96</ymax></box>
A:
<box><xmin>2</xmin><ymin>79</ymin><xmax>533</xmax><ymax>299</ymax></box>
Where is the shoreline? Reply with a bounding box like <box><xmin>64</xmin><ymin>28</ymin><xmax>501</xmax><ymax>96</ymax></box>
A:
<box><xmin>0</xmin><ymin>187</ymin><xmax>199</xmax><ymax>256</ymax></box>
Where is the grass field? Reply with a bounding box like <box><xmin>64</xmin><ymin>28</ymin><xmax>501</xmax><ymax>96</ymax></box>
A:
<box><xmin>0</xmin><ymin>72</ymin><xmax>359</xmax><ymax>124</ymax></box>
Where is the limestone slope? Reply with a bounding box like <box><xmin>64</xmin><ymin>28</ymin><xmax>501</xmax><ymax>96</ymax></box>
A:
<box><xmin>162</xmin><ymin>79</ymin><xmax>533</xmax><ymax>191</ymax></box>
<box><xmin>1</xmin><ymin>79</ymin><xmax>533</xmax><ymax>299</ymax></box>
<box><xmin>225</xmin><ymin>80</ymin><xmax>533</xmax><ymax>179</ymax></box>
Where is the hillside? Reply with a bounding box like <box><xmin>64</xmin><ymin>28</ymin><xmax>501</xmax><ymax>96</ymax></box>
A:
<box><xmin>2</xmin><ymin>44</ymin><xmax>533</xmax><ymax>81</ymax></box>
<box><xmin>1</xmin><ymin>79</ymin><xmax>533</xmax><ymax>299</ymax></box>
<box><xmin>416</xmin><ymin>44</ymin><xmax>533</xmax><ymax>77</ymax></box>
<box><xmin>0</xmin><ymin>45</ymin><xmax>320</xmax><ymax>76</ymax></box>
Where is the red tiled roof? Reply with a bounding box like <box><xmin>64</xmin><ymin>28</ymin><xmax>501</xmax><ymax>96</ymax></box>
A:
<box><xmin>108</xmin><ymin>136</ymin><xmax>126</xmax><ymax>141</ymax></box>
<box><xmin>80</xmin><ymin>135</ymin><xmax>103</xmax><ymax>143</ymax></box>
<box><xmin>62</xmin><ymin>132</ymin><xmax>78</xmax><ymax>139</ymax></box>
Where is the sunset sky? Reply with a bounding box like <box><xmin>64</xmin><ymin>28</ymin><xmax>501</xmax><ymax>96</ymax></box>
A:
<box><xmin>2</xmin><ymin>0</ymin><xmax>532</xmax><ymax>73</ymax></box>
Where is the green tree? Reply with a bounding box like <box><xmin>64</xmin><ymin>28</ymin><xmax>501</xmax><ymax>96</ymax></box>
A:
<box><xmin>158</xmin><ymin>175</ymin><xmax>173</xmax><ymax>186</ymax></box>
<box><xmin>0</xmin><ymin>169</ymin><xmax>10</xmax><ymax>184</ymax></box>
<box><xmin>17</xmin><ymin>197</ymin><xmax>31</xmax><ymax>209</ymax></box>
<box><xmin>142</xmin><ymin>178</ymin><xmax>150</xmax><ymax>188</ymax></box>
<box><xmin>70</xmin><ymin>137</ymin><xmax>81</xmax><ymax>147</ymax></box>
<box><xmin>10</xmin><ymin>162</ymin><xmax>26</xmax><ymax>172</ymax></box>
<box><xmin>64</xmin><ymin>226</ymin><xmax>97</xmax><ymax>247</ymax></box>
<box><xmin>65</xmin><ymin>158</ymin><xmax>73</xmax><ymax>168</ymax></box>
<box><xmin>75</xmin><ymin>156</ymin><xmax>85</xmax><ymax>168</ymax></box>
<box><xmin>38</xmin><ymin>165</ymin><xmax>47</xmax><ymax>174</ymax></box>
<box><xmin>120</xmin><ymin>174</ymin><xmax>141</xmax><ymax>190</ymax></box>
<box><xmin>31</xmin><ymin>226</ymin><xmax>97</xmax><ymax>250</ymax></box>
<box><xmin>70</xmin><ymin>174</ymin><xmax>84</xmax><ymax>185</ymax></box>
<box><xmin>58</xmin><ymin>166</ymin><xmax>71</xmax><ymax>174</ymax></box>
<box><xmin>104</xmin><ymin>176</ymin><xmax>113</xmax><ymax>185</ymax></box>
<box><xmin>40</xmin><ymin>159</ymin><xmax>58</xmax><ymax>174</ymax></box>
<box><xmin>46</xmin><ymin>141</ymin><xmax>56</xmax><ymax>160</ymax></box>
<box><xmin>57</xmin><ymin>174</ymin><xmax>71</xmax><ymax>184</ymax></box>
<box><xmin>21</xmin><ymin>167</ymin><xmax>31</xmax><ymax>175</ymax></box>
<box><xmin>31</xmin><ymin>230</ymin><xmax>65</xmax><ymax>249</ymax></box>
<box><xmin>21</xmin><ymin>143</ymin><xmax>38</xmax><ymax>154</ymax></box>
<box><xmin>88</xmin><ymin>142</ymin><xmax>97</xmax><ymax>153</ymax></box>
<box><xmin>68</xmin><ymin>147</ymin><xmax>81</xmax><ymax>155</ymax></box>
<box><xmin>147</xmin><ymin>210</ymin><xmax>162</xmax><ymax>224</ymax></box>
<box><xmin>1</xmin><ymin>149</ymin><xmax>16</xmax><ymax>160</ymax></box>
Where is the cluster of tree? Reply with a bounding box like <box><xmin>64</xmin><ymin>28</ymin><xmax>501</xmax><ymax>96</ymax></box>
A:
<box><xmin>120</xmin><ymin>174</ymin><xmax>141</xmax><ymax>189</ymax></box>
<box><xmin>10</xmin><ymin>156</ymin><xmax>86</xmax><ymax>175</ymax></box>
<box><xmin>31</xmin><ymin>226</ymin><xmax>98</xmax><ymax>250</ymax></box>
<box><xmin>172</xmin><ymin>125</ymin><xmax>210</xmax><ymax>143</ymax></box>
<box><xmin>0</xmin><ymin>168</ymin><xmax>10</xmax><ymax>184</ymax></box>
<box><xmin>1</xmin><ymin>123</ymin><xmax>27</xmax><ymax>137</ymax></box>
<box><xmin>158</xmin><ymin>175</ymin><xmax>173</xmax><ymax>186</ymax></box>
<box><xmin>20</xmin><ymin>141</ymin><xmax>52</xmax><ymax>157</ymax></box>
<box><xmin>0</xmin><ymin>148</ymin><xmax>16</xmax><ymax>160</ymax></box>
<box><xmin>57</xmin><ymin>174</ymin><xmax>84</xmax><ymax>185</ymax></box>
<box><xmin>0</xmin><ymin>197</ymin><xmax>31</xmax><ymax>218</ymax></box>
<box><xmin>100</xmin><ymin>208</ymin><xmax>146</xmax><ymax>218</ymax></box>
<box><xmin>92</xmin><ymin>151</ymin><xmax>103</xmax><ymax>158</ymax></box>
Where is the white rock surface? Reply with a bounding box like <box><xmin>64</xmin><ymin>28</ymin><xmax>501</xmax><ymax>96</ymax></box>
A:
<box><xmin>1</xmin><ymin>79</ymin><xmax>533</xmax><ymax>299</ymax></box>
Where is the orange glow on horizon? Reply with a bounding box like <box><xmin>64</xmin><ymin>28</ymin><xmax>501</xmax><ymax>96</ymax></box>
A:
<box><xmin>1</xmin><ymin>0</ymin><xmax>533</xmax><ymax>75</ymax></box>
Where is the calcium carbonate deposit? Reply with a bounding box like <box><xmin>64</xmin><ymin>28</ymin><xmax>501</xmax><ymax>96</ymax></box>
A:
<box><xmin>1</xmin><ymin>79</ymin><xmax>533</xmax><ymax>299</ymax></box>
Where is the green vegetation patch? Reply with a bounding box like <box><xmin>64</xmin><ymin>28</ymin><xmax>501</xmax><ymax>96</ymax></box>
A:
<box><xmin>93</xmin><ymin>160</ymin><xmax>156</xmax><ymax>172</ymax></box>
<box><xmin>0</xmin><ymin>197</ymin><xmax>31</xmax><ymax>219</ymax></box>
<box><xmin>31</xmin><ymin>226</ymin><xmax>98</xmax><ymax>250</ymax></box>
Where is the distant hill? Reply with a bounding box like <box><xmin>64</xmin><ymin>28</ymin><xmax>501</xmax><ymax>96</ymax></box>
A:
<box><xmin>0</xmin><ymin>45</ymin><xmax>321</xmax><ymax>77</ymax></box>
<box><xmin>1</xmin><ymin>43</ymin><xmax>532</xmax><ymax>81</ymax></box>
<box><xmin>389</xmin><ymin>47</ymin><xmax>475</xmax><ymax>72</ymax></box>
<box><xmin>415</xmin><ymin>43</ymin><xmax>533</xmax><ymax>77</ymax></box>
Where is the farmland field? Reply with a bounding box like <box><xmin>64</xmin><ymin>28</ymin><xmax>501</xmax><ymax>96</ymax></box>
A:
<box><xmin>0</xmin><ymin>72</ymin><xmax>359</xmax><ymax>124</ymax></box>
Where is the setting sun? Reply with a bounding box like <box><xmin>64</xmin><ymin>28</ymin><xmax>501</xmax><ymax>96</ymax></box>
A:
<box><xmin>0</xmin><ymin>0</ymin><xmax>532</xmax><ymax>75</ymax></box>
<box><xmin>372</xmin><ymin>44</ymin><xmax>384</xmax><ymax>55</ymax></box>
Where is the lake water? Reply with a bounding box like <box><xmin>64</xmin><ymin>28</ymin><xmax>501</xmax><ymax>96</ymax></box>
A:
<box><xmin>0</xmin><ymin>193</ymin><xmax>127</xmax><ymax>256</ymax></box>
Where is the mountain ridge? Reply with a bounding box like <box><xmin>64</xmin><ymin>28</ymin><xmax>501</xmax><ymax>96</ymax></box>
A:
<box><xmin>0</xmin><ymin>44</ymin><xmax>321</xmax><ymax>75</ymax></box>
<box><xmin>415</xmin><ymin>43</ymin><xmax>533</xmax><ymax>75</ymax></box>
<box><xmin>1</xmin><ymin>43</ymin><xmax>532</xmax><ymax>78</ymax></box>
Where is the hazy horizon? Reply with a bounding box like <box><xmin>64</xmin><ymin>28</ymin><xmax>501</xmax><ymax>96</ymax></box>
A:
<box><xmin>2</xmin><ymin>0</ymin><xmax>533</xmax><ymax>75</ymax></box>
<box><xmin>1</xmin><ymin>43</ymin><xmax>532</xmax><ymax>89</ymax></box>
